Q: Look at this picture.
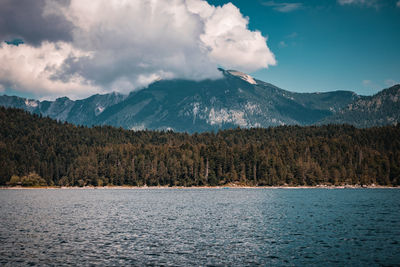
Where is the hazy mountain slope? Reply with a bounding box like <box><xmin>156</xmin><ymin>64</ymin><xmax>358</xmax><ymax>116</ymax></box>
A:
<box><xmin>0</xmin><ymin>93</ymin><xmax>125</xmax><ymax>125</ymax></box>
<box><xmin>320</xmin><ymin>85</ymin><xmax>400</xmax><ymax>127</ymax></box>
<box><xmin>60</xmin><ymin>93</ymin><xmax>126</xmax><ymax>125</ymax></box>
<box><xmin>0</xmin><ymin>95</ymin><xmax>41</xmax><ymax>113</ymax></box>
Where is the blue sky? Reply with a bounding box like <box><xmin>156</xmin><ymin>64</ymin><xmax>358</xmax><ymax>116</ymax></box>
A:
<box><xmin>208</xmin><ymin>0</ymin><xmax>400</xmax><ymax>95</ymax></box>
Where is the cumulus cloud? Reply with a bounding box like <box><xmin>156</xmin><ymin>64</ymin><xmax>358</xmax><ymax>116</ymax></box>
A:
<box><xmin>0</xmin><ymin>0</ymin><xmax>73</xmax><ymax>46</ymax></box>
<box><xmin>0</xmin><ymin>0</ymin><xmax>276</xmax><ymax>99</ymax></box>
<box><xmin>188</xmin><ymin>1</ymin><xmax>276</xmax><ymax>72</ymax></box>
<box><xmin>0</xmin><ymin>42</ymin><xmax>101</xmax><ymax>99</ymax></box>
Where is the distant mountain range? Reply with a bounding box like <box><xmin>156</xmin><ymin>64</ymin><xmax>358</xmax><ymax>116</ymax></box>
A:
<box><xmin>1</xmin><ymin>69</ymin><xmax>399</xmax><ymax>132</ymax></box>
<box><xmin>0</xmin><ymin>92</ymin><xmax>125</xmax><ymax>126</ymax></box>
<box><xmin>318</xmin><ymin>84</ymin><xmax>400</xmax><ymax>127</ymax></box>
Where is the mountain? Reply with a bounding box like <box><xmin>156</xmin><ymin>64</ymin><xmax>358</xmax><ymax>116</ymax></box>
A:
<box><xmin>0</xmin><ymin>92</ymin><xmax>125</xmax><ymax>125</ymax></box>
<box><xmin>93</xmin><ymin>69</ymin><xmax>358</xmax><ymax>132</ymax></box>
<box><xmin>320</xmin><ymin>84</ymin><xmax>400</xmax><ymax>127</ymax></box>
<box><xmin>3</xmin><ymin>69</ymin><xmax>398</xmax><ymax>132</ymax></box>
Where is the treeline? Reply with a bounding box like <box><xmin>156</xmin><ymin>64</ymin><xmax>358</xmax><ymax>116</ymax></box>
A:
<box><xmin>1</xmin><ymin>107</ymin><xmax>400</xmax><ymax>186</ymax></box>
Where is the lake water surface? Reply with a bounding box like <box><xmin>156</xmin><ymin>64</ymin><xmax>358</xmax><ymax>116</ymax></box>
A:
<box><xmin>0</xmin><ymin>188</ymin><xmax>399</xmax><ymax>266</ymax></box>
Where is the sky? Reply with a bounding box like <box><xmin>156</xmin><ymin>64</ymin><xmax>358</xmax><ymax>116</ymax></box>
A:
<box><xmin>0</xmin><ymin>0</ymin><xmax>399</xmax><ymax>100</ymax></box>
<box><xmin>215</xmin><ymin>0</ymin><xmax>400</xmax><ymax>95</ymax></box>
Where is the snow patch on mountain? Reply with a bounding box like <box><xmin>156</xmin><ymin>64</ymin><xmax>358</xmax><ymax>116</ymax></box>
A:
<box><xmin>192</xmin><ymin>102</ymin><xmax>200</xmax><ymax>124</ymax></box>
<box><xmin>228</xmin><ymin>70</ymin><xmax>257</xmax><ymax>85</ymax></box>
<box><xmin>208</xmin><ymin>108</ymin><xmax>248</xmax><ymax>127</ymax></box>
<box><xmin>95</xmin><ymin>106</ymin><xmax>105</xmax><ymax>115</ymax></box>
<box><xmin>25</xmin><ymin>99</ymin><xmax>38</xmax><ymax>108</ymax></box>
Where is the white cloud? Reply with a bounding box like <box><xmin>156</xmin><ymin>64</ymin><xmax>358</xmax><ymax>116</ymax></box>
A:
<box><xmin>188</xmin><ymin>1</ymin><xmax>276</xmax><ymax>72</ymax></box>
<box><xmin>337</xmin><ymin>0</ymin><xmax>380</xmax><ymax>8</ymax></box>
<box><xmin>339</xmin><ymin>0</ymin><xmax>400</xmax><ymax>8</ymax></box>
<box><xmin>262</xmin><ymin>1</ymin><xmax>303</xmax><ymax>12</ymax></box>
<box><xmin>338</xmin><ymin>0</ymin><xmax>359</xmax><ymax>4</ymax></box>
<box><xmin>0</xmin><ymin>42</ymin><xmax>101</xmax><ymax>100</ymax></box>
<box><xmin>338</xmin><ymin>0</ymin><xmax>363</xmax><ymax>4</ymax></box>
<box><xmin>0</xmin><ymin>0</ymin><xmax>276</xmax><ymax>99</ymax></box>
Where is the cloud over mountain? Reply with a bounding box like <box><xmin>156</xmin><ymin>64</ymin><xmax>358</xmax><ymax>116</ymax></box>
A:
<box><xmin>0</xmin><ymin>0</ymin><xmax>276</xmax><ymax>99</ymax></box>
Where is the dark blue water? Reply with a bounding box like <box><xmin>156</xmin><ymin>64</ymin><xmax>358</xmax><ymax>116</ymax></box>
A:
<box><xmin>0</xmin><ymin>188</ymin><xmax>399</xmax><ymax>266</ymax></box>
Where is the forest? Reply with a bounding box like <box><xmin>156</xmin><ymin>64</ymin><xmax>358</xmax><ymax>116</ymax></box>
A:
<box><xmin>1</xmin><ymin>107</ymin><xmax>399</xmax><ymax>187</ymax></box>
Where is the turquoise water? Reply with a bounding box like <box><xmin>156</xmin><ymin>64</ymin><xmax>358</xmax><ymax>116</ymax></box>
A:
<box><xmin>0</xmin><ymin>188</ymin><xmax>399</xmax><ymax>265</ymax></box>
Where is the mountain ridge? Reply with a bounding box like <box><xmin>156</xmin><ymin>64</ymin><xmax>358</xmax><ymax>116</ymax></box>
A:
<box><xmin>1</xmin><ymin>69</ymin><xmax>398</xmax><ymax>132</ymax></box>
<box><xmin>319</xmin><ymin>84</ymin><xmax>400</xmax><ymax>127</ymax></box>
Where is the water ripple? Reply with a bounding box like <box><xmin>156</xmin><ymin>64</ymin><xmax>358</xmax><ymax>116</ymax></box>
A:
<box><xmin>0</xmin><ymin>188</ymin><xmax>399</xmax><ymax>266</ymax></box>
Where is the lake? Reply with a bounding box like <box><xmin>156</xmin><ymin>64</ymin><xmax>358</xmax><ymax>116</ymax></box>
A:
<box><xmin>0</xmin><ymin>188</ymin><xmax>399</xmax><ymax>266</ymax></box>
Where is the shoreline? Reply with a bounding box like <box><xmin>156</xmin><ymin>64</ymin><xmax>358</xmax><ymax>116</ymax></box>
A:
<box><xmin>1</xmin><ymin>184</ymin><xmax>398</xmax><ymax>190</ymax></box>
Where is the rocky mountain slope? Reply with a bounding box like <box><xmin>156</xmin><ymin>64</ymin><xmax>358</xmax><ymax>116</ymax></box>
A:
<box><xmin>320</xmin><ymin>84</ymin><xmax>400</xmax><ymax>127</ymax></box>
<box><xmin>93</xmin><ymin>69</ymin><xmax>358</xmax><ymax>132</ymax></box>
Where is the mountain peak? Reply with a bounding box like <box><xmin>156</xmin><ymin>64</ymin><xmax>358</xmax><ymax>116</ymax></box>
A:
<box><xmin>55</xmin><ymin>96</ymin><xmax>71</xmax><ymax>101</ymax></box>
<box><xmin>226</xmin><ymin>70</ymin><xmax>257</xmax><ymax>85</ymax></box>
